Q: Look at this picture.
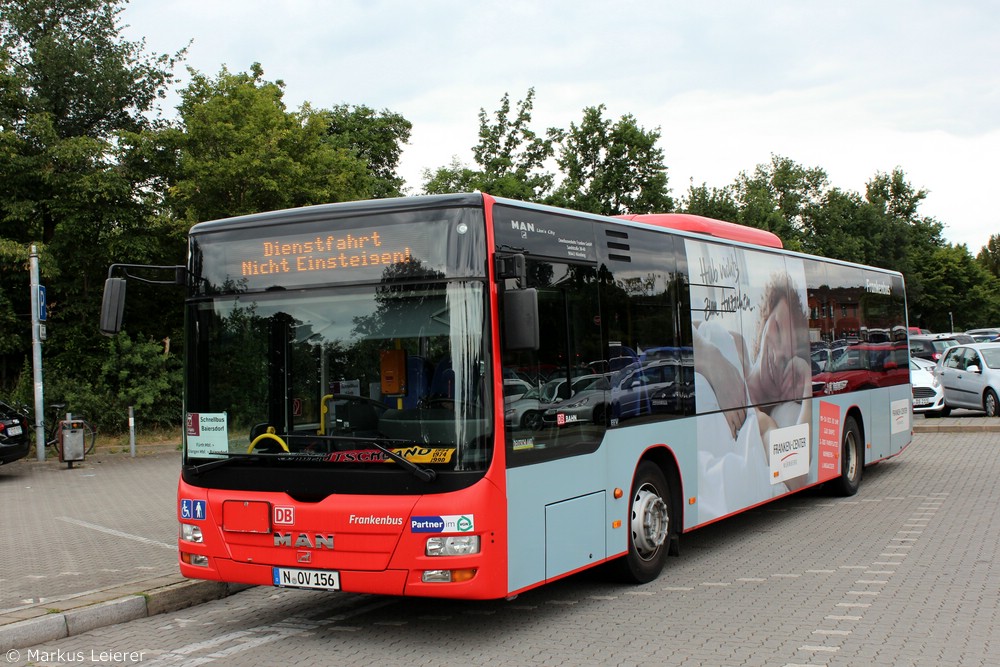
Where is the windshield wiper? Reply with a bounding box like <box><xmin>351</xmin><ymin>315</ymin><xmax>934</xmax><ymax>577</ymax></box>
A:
<box><xmin>189</xmin><ymin>452</ymin><xmax>258</xmax><ymax>475</ymax></box>
<box><xmin>328</xmin><ymin>435</ymin><xmax>437</xmax><ymax>482</ymax></box>
<box><xmin>188</xmin><ymin>439</ymin><xmax>437</xmax><ymax>482</ymax></box>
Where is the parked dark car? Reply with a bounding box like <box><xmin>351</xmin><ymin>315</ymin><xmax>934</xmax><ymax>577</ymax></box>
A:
<box><xmin>0</xmin><ymin>400</ymin><xmax>30</xmax><ymax>465</ymax></box>
<box><xmin>909</xmin><ymin>335</ymin><xmax>961</xmax><ymax>363</ymax></box>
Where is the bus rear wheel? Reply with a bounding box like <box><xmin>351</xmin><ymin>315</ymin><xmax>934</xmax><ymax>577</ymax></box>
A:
<box><xmin>615</xmin><ymin>461</ymin><xmax>673</xmax><ymax>583</ymax></box>
<box><xmin>829</xmin><ymin>415</ymin><xmax>862</xmax><ymax>496</ymax></box>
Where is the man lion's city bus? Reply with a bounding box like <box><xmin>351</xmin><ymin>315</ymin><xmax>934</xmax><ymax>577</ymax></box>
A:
<box><xmin>102</xmin><ymin>193</ymin><xmax>912</xmax><ymax>599</ymax></box>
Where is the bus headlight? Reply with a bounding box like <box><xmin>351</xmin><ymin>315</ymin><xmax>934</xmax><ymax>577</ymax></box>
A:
<box><xmin>425</xmin><ymin>535</ymin><xmax>480</xmax><ymax>556</ymax></box>
<box><xmin>180</xmin><ymin>523</ymin><xmax>203</xmax><ymax>543</ymax></box>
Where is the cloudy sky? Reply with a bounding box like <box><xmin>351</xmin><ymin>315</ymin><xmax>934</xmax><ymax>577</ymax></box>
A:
<box><xmin>120</xmin><ymin>0</ymin><xmax>999</xmax><ymax>253</ymax></box>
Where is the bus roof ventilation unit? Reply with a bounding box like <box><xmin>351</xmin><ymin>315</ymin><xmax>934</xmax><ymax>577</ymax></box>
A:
<box><xmin>616</xmin><ymin>213</ymin><xmax>784</xmax><ymax>249</ymax></box>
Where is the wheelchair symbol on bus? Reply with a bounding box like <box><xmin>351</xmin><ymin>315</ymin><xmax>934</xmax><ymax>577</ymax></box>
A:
<box><xmin>181</xmin><ymin>499</ymin><xmax>206</xmax><ymax>521</ymax></box>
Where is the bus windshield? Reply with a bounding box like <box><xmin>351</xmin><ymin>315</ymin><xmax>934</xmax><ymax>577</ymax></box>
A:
<box><xmin>184</xmin><ymin>280</ymin><xmax>492</xmax><ymax>475</ymax></box>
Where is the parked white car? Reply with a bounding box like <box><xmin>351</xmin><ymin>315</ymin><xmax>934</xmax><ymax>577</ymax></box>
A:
<box><xmin>910</xmin><ymin>357</ymin><xmax>947</xmax><ymax>417</ymax></box>
<box><xmin>933</xmin><ymin>342</ymin><xmax>1000</xmax><ymax>417</ymax></box>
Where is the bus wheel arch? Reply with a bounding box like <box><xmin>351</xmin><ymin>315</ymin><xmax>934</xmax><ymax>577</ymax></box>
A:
<box><xmin>613</xmin><ymin>449</ymin><xmax>681</xmax><ymax>583</ymax></box>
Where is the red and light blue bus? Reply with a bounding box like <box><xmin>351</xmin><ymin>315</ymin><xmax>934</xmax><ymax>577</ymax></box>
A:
<box><xmin>103</xmin><ymin>193</ymin><xmax>912</xmax><ymax>598</ymax></box>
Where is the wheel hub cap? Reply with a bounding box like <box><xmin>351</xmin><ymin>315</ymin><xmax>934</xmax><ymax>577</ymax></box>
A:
<box><xmin>631</xmin><ymin>485</ymin><xmax>669</xmax><ymax>559</ymax></box>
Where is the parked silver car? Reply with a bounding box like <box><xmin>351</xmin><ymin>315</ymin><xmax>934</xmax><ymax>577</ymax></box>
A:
<box><xmin>933</xmin><ymin>342</ymin><xmax>1000</xmax><ymax>417</ymax></box>
<box><xmin>506</xmin><ymin>374</ymin><xmax>606</xmax><ymax>430</ymax></box>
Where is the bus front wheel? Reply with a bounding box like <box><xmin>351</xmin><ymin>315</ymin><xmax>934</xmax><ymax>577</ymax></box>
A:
<box><xmin>615</xmin><ymin>461</ymin><xmax>673</xmax><ymax>583</ymax></box>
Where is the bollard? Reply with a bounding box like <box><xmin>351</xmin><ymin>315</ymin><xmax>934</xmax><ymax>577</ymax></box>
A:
<box><xmin>129</xmin><ymin>406</ymin><xmax>136</xmax><ymax>457</ymax></box>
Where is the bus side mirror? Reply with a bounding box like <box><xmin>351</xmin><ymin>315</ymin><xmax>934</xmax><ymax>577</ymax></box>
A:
<box><xmin>99</xmin><ymin>277</ymin><xmax>127</xmax><ymax>336</ymax></box>
<box><xmin>503</xmin><ymin>288</ymin><xmax>539</xmax><ymax>351</ymax></box>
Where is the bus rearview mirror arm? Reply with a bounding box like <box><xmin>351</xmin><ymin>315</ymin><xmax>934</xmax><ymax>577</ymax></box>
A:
<box><xmin>495</xmin><ymin>253</ymin><xmax>526</xmax><ymax>284</ymax></box>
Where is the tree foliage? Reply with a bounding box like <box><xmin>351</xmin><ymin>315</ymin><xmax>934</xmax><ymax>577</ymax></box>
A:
<box><xmin>977</xmin><ymin>234</ymin><xmax>1000</xmax><ymax>279</ymax></box>
<box><xmin>423</xmin><ymin>156</ymin><xmax>482</xmax><ymax>196</ymax></box>
<box><xmin>0</xmin><ymin>0</ymin><xmax>183</xmax><ymax>396</ymax></box>
<box><xmin>166</xmin><ymin>63</ymin><xmax>373</xmax><ymax>224</ymax></box>
<box><xmin>681</xmin><ymin>181</ymin><xmax>739</xmax><ymax>222</ymax></box>
<box><xmin>322</xmin><ymin>103</ymin><xmax>412</xmax><ymax>198</ymax></box>
<box><xmin>470</xmin><ymin>88</ymin><xmax>554</xmax><ymax>201</ymax></box>
<box><xmin>424</xmin><ymin>92</ymin><xmax>673</xmax><ymax>217</ymax></box>
<box><xmin>730</xmin><ymin>156</ymin><xmax>829</xmax><ymax>250</ymax></box>
<box><xmin>549</xmin><ymin>104</ymin><xmax>673</xmax><ymax>216</ymax></box>
<box><xmin>424</xmin><ymin>88</ymin><xmax>554</xmax><ymax>200</ymax></box>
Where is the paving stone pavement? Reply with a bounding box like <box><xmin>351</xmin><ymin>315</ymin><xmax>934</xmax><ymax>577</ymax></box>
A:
<box><xmin>0</xmin><ymin>444</ymin><xmax>243</xmax><ymax>651</ymax></box>
<box><xmin>0</xmin><ymin>412</ymin><xmax>997</xmax><ymax>655</ymax></box>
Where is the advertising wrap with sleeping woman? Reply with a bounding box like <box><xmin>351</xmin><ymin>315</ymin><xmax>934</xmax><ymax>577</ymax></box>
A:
<box><xmin>686</xmin><ymin>240</ymin><xmax>813</xmax><ymax>523</ymax></box>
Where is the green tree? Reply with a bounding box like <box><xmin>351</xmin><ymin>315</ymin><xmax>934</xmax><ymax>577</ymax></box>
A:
<box><xmin>730</xmin><ymin>155</ymin><xmax>829</xmax><ymax>250</ymax></box>
<box><xmin>471</xmin><ymin>88</ymin><xmax>554</xmax><ymax>200</ymax></box>
<box><xmin>0</xmin><ymin>0</ymin><xmax>183</xmax><ymax>390</ymax></box>
<box><xmin>423</xmin><ymin>156</ymin><xmax>482</xmax><ymax>195</ymax></box>
<box><xmin>549</xmin><ymin>104</ymin><xmax>673</xmax><ymax>216</ymax></box>
<box><xmin>423</xmin><ymin>88</ymin><xmax>554</xmax><ymax>200</ymax></box>
<box><xmin>913</xmin><ymin>244</ymin><xmax>1000</xmax><ymax>331</ymax></box>
<box><xmin>862</xmin><ymin>169</ymin><xmax>945</xmax><ymax>269</ymax></box>
<box><xmin>166</xmin><ymin>63</ymin><xmax>373</xmax><ymax>224</ymax></box>
<box><xmin>800</xmin><ymin>187</ymin><xmax>868</xmax><ymax>261</ymax></box>
<box><xmin>322</xmin><ymin>104</ymin><xmax>412</xmax><ymax>198</ymax></box>
<box><xmin>977</xmin><ymin>234</ymin><xmax>1000</xmax><ymax>280</ymax></box>
<box><xmin>853</xmin><ymin>169</ymin><xmax>943</xmax><ymax>314</ymax></box>
<box><xmin>0</xmin><ymin>0</ymin><xmax>182</xmax><ymax>240</ymax></box>
<box><xmin>679</xmin><ymin>181</ymin><xmax>740</xmax><ymax>221</ymax></box>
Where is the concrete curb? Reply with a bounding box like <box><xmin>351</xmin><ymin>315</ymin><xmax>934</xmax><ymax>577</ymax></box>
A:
<box><xmin>912</xmin><ymin>423</ymin><xmax>1000</xmax><ymax>433</ymax></box>
<box><xmin>0</xmin><ymin>580</ymin><xmax>250</xmax><ymax>651</ymax></box>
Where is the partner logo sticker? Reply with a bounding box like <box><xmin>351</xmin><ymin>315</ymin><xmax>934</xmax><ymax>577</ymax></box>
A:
<box><xmin>410</xmin><ymin>514</ymin><xmax>475</xmax><ymax>533</ymax></box>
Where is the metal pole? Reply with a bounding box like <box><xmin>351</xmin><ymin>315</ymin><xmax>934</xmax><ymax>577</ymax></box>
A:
<box><xmin>129</xmin><ymin>406</ymin><xmax>136</xmax><ymax>457</ymax></box>
<box><xmin>29</xmin><ymin>245</ymin><xmax>45</xmax><ymax>461</ymax></box>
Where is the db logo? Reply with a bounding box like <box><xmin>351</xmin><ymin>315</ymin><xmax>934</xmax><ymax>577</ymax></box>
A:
<box><xmin>273</xmin><ymin>506</ymin><xmax>295</xmax><ymax>525</ymax></box>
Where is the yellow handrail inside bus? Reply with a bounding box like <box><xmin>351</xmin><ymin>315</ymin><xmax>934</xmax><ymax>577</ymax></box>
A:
<box><xmin>247</xmin><ymin>428</ymin><xmax>289</xmax><ymax>453</ymax></box>
<box><xmin>318</xmin><ymin>394</ymin><xmax>334</xmax><ymax>435</ymax></box>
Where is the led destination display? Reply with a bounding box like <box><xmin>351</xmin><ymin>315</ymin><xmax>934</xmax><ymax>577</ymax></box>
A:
<box><xmin>193</xmin><ymin>213</ymin><xmax>485</xmax><ymax>291</ymax></box>
<box><xmin>240</xmin><ymin>232</ymin><xmax>412</xmax><ymax>276</ymax></box>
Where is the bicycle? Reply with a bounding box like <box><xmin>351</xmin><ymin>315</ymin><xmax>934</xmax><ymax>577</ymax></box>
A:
<box><xmin>18</xmin><ymin>402</ymin><xmax>97</xmax><ymax>456</ymax></box>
